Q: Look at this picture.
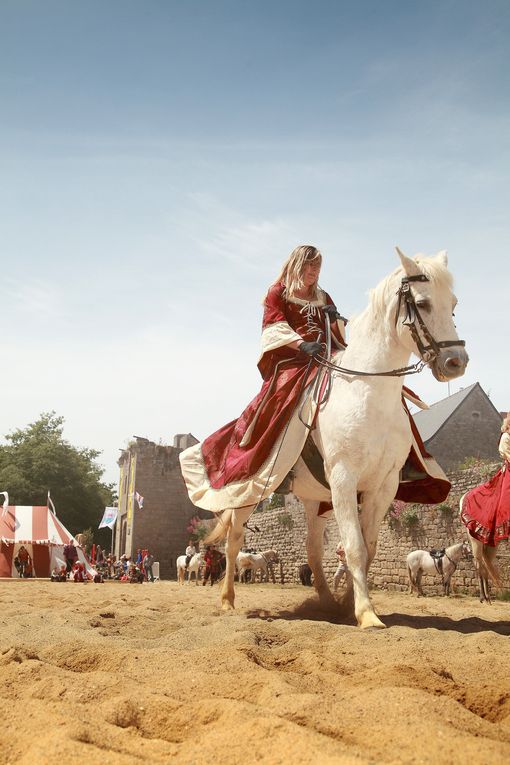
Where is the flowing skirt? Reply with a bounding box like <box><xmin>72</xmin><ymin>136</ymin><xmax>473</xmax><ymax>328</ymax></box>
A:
<box><xmin>461</xmin><ymin>463</ymin><xmax>510</xmax><ymax>546</ymax></box>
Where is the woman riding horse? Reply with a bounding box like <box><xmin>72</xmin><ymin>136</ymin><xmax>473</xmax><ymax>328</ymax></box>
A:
<box><xmin>180</xmin><ymin>245</ymin><xmax>446</xmax><ymax>515</ymax></box>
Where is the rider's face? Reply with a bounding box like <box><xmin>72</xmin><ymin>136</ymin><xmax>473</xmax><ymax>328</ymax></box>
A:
<box><xmin>302</xmin><ymin>259</ymin><xmax>321</xmax><ymax>287</ymax></box>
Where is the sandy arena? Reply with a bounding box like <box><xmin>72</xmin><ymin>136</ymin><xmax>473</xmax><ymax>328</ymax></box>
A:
<box><xmin>1</xmin><ymin>580</ymin><xmax>510</xmax><ymax>765</ymax></box>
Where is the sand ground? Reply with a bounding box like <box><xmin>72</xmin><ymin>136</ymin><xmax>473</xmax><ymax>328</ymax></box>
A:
<box><xmin>1</xmin><ymin>579</ymin><xmax>510</xmax><ymax>765</ymax></box>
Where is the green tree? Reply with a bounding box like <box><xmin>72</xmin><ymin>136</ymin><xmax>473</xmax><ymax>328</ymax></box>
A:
<box><xmin>0</xmin><ymin>412</ymin><xmax>114</xmax><ymax>537</ymax></box>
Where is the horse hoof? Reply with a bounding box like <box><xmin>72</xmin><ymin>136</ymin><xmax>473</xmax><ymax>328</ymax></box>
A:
<box><xmin>359</xmin><ymin>612</ymin><xmax>386</xmax><ymax>629</ymax></box>
<box><xmin>221</xmin><ymin>600</ymin><xmax>235</xmax><ymax>611</ymax></box>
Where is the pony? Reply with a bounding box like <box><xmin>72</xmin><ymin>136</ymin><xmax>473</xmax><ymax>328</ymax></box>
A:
<box><xmin>406</xmin><ymin>542</ymin><xmax>470</xmax><ymax>596</ymax></box>
<box><xmin>236</xmin><ymin>549</ymin><xmax>279</xmax><ymax>584</ymax></box>
<box><xmin>208</xmin><ymin>249</ymin><xmax>468</xmax><ymax>628</ymax></box>
<box><xmin>459</xmin><ymin>493</ymin><xmax>503</xmax><ymax>602</ymax></box>
<box><xmin>176</xmin><ymin>552</ymin><xmax>203</xmax><ymax>585</ymax></box>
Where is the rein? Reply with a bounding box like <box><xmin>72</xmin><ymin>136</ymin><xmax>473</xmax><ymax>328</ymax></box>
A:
<box><xmin>316</xmin><ymin>273</ymin><xmax>465</xmax><ymax>379</ymax></box>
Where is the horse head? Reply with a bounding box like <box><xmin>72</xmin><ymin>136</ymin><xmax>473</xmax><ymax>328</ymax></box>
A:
<box><xmin>395</xmin><ymin>248</ymin><xmax>469</xmax><ymax>382</ymax></box>
<box><xmin>263</xmin><ymin>549</ymin><xmax>280</xmax><ymax>564</ymax></box>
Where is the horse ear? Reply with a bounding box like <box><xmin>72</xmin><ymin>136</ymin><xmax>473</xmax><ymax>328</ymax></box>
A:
<box><xmin>436</xmin><ymin>249</ymin><xmax>448</xmax><ymax>267</ymax></box>
<box><xmin>395</xmin><ymin>246</ymin><xmax>421</xmax><ymax>276</ymax></box>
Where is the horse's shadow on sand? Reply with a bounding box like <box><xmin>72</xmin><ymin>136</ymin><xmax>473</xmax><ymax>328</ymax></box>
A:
<box><xmin>245</xmin><ymin>597</ymin><xmax>510</xmax><ymax>636</ymax></box>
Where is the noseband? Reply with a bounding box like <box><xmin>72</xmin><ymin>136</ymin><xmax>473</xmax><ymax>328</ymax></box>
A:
<box><xmin>395</xmin><ymin>274</ymin><xmax>466</xmax><ymax>363</ymax></box>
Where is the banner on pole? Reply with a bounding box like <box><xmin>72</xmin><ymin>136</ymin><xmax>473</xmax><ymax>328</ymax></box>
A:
<box><xmin>99</xmin><ymin>506</ymin><xmax>118</xmax><ymax>529</ymax></box>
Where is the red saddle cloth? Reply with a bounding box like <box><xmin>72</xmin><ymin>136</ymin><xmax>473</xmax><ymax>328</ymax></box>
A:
<box><xmin>461</xmin><ymin>463</ymin><xmax>510</xmax><ymax>546</ymax></box>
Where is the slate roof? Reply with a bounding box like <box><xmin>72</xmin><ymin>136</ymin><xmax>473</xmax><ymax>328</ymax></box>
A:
<box><xmin>414</xmin><ymin>382</ymin><xmax>480</xmax><ymax>442</ymax></box>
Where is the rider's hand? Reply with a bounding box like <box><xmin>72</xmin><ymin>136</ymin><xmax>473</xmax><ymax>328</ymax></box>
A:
<box><xmin>323</xmin><ymin>304</ymin><xmax>348</xmax><ymax>324</ymax></box>
<box><xmin>322</xmin><ymin>304</ymin><xmax>339</xmax><ymax>320</ymax></box>
<box><xmin>299</xmin><ymin>341</ymin><xmax>323</xmax><ymax>357</ymax></box>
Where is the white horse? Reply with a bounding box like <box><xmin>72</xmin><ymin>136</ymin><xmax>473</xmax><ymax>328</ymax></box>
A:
<box><xmin>208</xmin><ymin>249</ymin><xmax>468</xmax><ymax>628</ymax></box>
<box><xmin>407</xmin><ymin>542</ymin><xmax>469</xmax><ymax>596</ymax></box>
<box><xmin>459</xmin><ymin>493</ymin><xmax>502</xmax><ymax>602</ymax></box>
<box><xmin>176</xmin><ymin>552</ymin><xmax>203</xmax><ymax>585</ymax></box>
<box><xmin>236</xmin><ymin>549</ymin><xmax>279</xmax><ymax>583</ymax></box>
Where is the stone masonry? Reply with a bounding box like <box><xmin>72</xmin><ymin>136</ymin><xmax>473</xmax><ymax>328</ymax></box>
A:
<box><xmin>244</xmin><ymin>463</ymin><xmax>510</xmax><ymax>597</ymax></box>
<box><xmin>116</xmin><ymin>435</ymin><xmax>208</xmax><ymax>579</ymax></box>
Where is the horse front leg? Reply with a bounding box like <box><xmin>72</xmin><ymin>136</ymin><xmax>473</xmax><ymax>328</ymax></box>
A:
<box><xmin>302</xmin><ymin>499</ymin><xmax>335</xmax><ymax>607</ymax></box>
<box><xmin>330</xmin><ymin>469</ymin><xmax>384</xmax><ymax>629</ymax></box>
<box><xmin>220</xmin><ymin>506</ymin><xmax>254</xmax><ymax>610</ymax></box>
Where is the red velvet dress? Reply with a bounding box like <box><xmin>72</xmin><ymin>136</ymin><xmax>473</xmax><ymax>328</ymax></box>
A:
<box><xmin>201</xmin><ymin>283</ymin><xmax>343</xmax><ymax>489</ymax></box>
<box><xmin>461</xmin><ymin>435</ymin><xmax>510</xmax><ymax>545</ymax></box>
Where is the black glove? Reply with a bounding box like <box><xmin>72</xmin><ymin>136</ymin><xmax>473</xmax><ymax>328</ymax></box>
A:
<box><xmin>299</xmin><ymin>341</ymin><xmax>322</xmax><ymax>357</ymax></box>
<box><xmin>323</xmin><ymin>304</ymin><xmax>348</xmax><ymax>323</ymax></box>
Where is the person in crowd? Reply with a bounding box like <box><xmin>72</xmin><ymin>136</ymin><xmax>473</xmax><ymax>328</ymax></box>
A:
<box><xmin>72</xmin><ymin>561</ymin><xmax>86</xmax><ymax>582</ymax></box>
<box><xmin>202</xmin><ymin>546</ymin><xmax>225</xmax><ymax>586</ymax></box>
<box><xmin>95</xmin><ymin>545</ymin><xmax>104</xmax><ymax>564</ymax></box>
<box><xmin>63</xmin><ymin>540</ymin><xmax>79</xmax><ymax>574</ymax></box>
<box><xmin>185</xmin><ymin>540</ymin><xmax>196</xmax><ymax>569</ymax></box>
<box><xmin>135</xmin><ymin>548</ymin><xmax>143</xmax><ymax>567</ymax></box>
<box><xmin>143</xmin><ymin>551</ymin><xmax>155</xmax><ymax>582</ymax></box>
<box><xmin>50</xmin><ymin>565</ymin><xmax>66</xmax><ymax>582</ymax></box>
<box><xmin>333</xmin><ymin>543</ymin><xmax>349</xmax><ymax>591</ymax></box>
<box><xmin>17</xmin><ymin>545</ymin><xmax>30</xmax><ymax>577</ymax></box>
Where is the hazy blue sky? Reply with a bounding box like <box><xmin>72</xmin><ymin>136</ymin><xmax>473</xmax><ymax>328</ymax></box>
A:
<box><xmin>1</xmin><ymin>0</ymin><xmax>509</xmax><ymax>484</ymax></box>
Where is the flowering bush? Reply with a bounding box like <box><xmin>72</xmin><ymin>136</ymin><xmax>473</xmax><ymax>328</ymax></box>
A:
<box><xmin>186</xmin><ymin>515</ymin><xmax>211</xmax><ymax>541</ymax></box>
<box><xmin>387</xmin><ymin>500</ymin><xmax>420</xmax><ymax>529</ymax></box>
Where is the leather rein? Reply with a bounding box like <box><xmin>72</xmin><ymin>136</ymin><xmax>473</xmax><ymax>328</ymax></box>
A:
<box><xmin>317</xmin><ymin>273</ymin><xmax>466</xmax><ymax>378</ymax></box>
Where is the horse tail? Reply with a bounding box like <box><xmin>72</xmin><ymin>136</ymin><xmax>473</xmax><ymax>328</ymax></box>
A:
<box><xmin>482</xmin><ymin>549</ymin><xmax>503</xmax><ymax>588</ymax></box>
<box><xmin>204</xmin><ymin>508</ymin><xmax>233</xmax><ymax>544</ymax></box>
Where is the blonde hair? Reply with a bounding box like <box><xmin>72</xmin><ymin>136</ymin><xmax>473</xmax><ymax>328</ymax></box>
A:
<box><xmin>502</xmin><ymin>413</ymin><xmax>510</xmax><ymax>433</ymax></box>
<box><xmin>272</xmin><ymin>245</ymin><xmax>322</xmax><ymax>300</ymax></box>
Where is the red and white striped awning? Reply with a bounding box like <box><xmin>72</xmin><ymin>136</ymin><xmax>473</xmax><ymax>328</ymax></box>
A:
<box><xmin>0</xmin><ymin>506</ymin><xmax>75</xmax><ymax>546</ymax></box>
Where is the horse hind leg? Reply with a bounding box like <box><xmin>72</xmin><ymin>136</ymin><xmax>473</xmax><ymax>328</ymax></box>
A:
<box><xmin>302</xmin><ymin>499</ymin><xmax>336</xmax><ymax>608</ymax></box>
<box><xmin>220</xmin><ymin>506</ymin><xmax>254</xmax><ymax>610</ymax></box>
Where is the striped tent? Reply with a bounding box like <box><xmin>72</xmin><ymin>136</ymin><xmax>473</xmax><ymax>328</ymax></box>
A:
<box><xmin>0</xmin><ymin>505</ymin><xmax>95</xmax><ymax>578</ymax></box>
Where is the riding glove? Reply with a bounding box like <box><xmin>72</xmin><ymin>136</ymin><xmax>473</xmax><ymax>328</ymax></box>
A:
<box><xmin>299</xmin><ymin>341</ymin><xmax>323</xmax><ymax>357</ymax></box>
<box><xmin>323</xmin><ymin>304</ymin><xmax>348</xmax><ymax>323</ymax></box>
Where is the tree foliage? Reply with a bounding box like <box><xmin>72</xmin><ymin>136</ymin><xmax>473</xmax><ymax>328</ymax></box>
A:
<box><xmin>0</xmin><ymin>412</ymin><xmax>114</xmax><ymax>536</ymax></box>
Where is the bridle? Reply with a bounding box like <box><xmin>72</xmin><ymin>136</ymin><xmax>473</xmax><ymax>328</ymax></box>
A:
<box><xmin>395</xmin><ymin>274</ymin><xmax>465</xmax><ymax>364</ymax></box>
<box><xmin>316</xmin><ymin>273</ymin><xmax>466</xmax><ymax>378</ymax></box>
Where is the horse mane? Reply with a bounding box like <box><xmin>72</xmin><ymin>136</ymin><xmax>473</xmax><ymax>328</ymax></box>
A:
<box><xmin>348</xmin><ymin>254</ymin><xmax>454</xmax><ymax>338</ymax></box>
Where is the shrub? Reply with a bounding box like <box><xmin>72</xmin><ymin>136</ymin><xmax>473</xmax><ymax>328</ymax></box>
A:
<box><xmin>400</xmin><ymin>505</ymin><xmax>420</xmax><ymax>527</ymax></box>
<box><xmin>278</xmin><ymin>511</ymin><xmax>294</xmax><ymax>530</ymax></box>
<box><xmin>437</xmin><ymin>503</ymin><xmax>453</xmax><ymax>518</ymax></box>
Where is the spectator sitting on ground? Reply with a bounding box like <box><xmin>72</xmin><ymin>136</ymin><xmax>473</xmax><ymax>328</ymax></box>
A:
<box><xmin>93</xmin><ymin>571</ymin><xmax>104</xmax><ymax>583</ymax></box>
<box><xmin>50</xmin><ymin>565</ymin><xmax>61</xmax><ymax>581</ymax></box>
<box><xmin>72</xmin><ymin>561</ymin><xmax>86</xmax><ymax>582</ymax></box>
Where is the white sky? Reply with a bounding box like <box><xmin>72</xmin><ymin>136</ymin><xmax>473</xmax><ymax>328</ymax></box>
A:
<box><xmin>1</xmin><ymin>1</ymin><xmax>509</xmax><ymax>484</ymax></box>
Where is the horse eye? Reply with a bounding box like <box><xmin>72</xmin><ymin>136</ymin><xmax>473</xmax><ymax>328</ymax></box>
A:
<box><xmin>416</xmin><ymin>300</ymin><xmax>431</xmax><ymax>312</ymax></box>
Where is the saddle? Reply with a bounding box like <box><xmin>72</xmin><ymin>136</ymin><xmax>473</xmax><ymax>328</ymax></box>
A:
<box><xmin>429</xmin><ymin>548</ymin><xmax>446</xmax><ymax>576</ymax></box>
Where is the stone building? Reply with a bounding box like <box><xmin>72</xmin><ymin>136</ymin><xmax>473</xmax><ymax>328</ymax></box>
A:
<box><xmin>115</xmin><ymin>433</ymin><xmax>210</xmax><ymax>579</ymax></box>
<box><xmin>413</xmin><ymin>382</ymin><xmax>503</xmax><ymax>471</ymax></box>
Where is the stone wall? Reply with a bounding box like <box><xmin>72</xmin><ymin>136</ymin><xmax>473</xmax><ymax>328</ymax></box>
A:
<box><xmin>244</xmin><ymin>464</ymin><xmax>510</xmax><ymax>596</ymax></box>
